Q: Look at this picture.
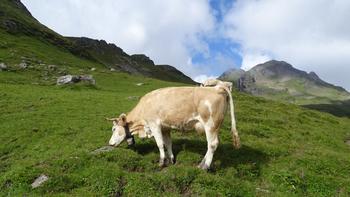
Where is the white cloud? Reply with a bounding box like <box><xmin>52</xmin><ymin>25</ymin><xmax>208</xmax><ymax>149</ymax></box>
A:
<box><xmin>224</xmin><ymin>0</ymin><xmax>350</xmax><ymax>90</ymax></box>
<box><xmin>193</xmin><ymin>74</ymin><xmax>218</xmax><ymax>84</ymax></box>
<box><xmin>22</xmin><ymin>0</ymin><xmax>215</xmax><ymax>77</ymax></box>
<box><xmin>240</xmin><ymin>52</ymin><xmax>271</xmax><ymax>71</ymax></box>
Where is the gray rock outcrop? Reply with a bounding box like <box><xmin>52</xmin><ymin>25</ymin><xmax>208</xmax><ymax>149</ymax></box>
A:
<box><xmin>57</xmin><ymin>75</ymin><xmax>95</xmax><ymax>85</ymax></box>
<box><xmin>0</xmin><ymin>63</ymin><xmax>7</xmax><ymax>71</ymax></box>
<box><xmin>31</xmin><ymin>174</ymin><xmax>49</xmax><ymax>188</ymax></box>
<box><xmin>18</xmin><ymin>61</ymin><xmax>28</xmax><ymax>69</ymax></box>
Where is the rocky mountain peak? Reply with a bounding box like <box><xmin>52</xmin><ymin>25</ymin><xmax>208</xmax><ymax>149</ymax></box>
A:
<box><xmin>13</xmin><ymin>0</ymin><xmax>34</xmax><ymax>17</ymax></box>
<box><xmin>308</xmin><ymin>71</ymin><xmax>320</xmax><ymax>81</ymax></box>
<box><xmin>219</xmin><ymin>60</ymin><xmax>350</xmax><ymax>104</ymax></box>
<box><xmin>130</xmin><ymin>54</ymin><xmax>155</xmax><ymax>66</ymax></box>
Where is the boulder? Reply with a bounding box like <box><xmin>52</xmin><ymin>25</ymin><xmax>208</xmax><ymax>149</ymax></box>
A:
<box><xmin>90</xmin><ymin>67</ymin><xmax>96</xmax><ymax>71</ymax></box>
<box><xmin>47</xmin><ymin>65</ymin><xmax>57</xmax><ymax>70</ymax></box>
<box><xmin>0</xmin><ymin>63</ymin><xmax>7</xmax><ymax>71</ymax></box>
<box><xmin>56</xmin><ymin>75</ymin><xmax>96</xmax><ymax>85</ymax></box>
<box><xmin>57</xmin><ymin>75</ymin><xmax>80</xmax><ymax>85</ymax></box>
<box><xmin>80</xmin><ymin>75</ymin><xmax>96</xmax><ymax>85</ymax></box>
<box><xmin>31</xmin><ymin>174</ymin><xmax>49</xmax><ymax>188</ymax></box>
<box><xmin>91</xmin><ymin>146</ymin><xmax>114</xmax><ymax>154</ymax></box>
<box><xmin>18</xmin><ymin>62</ymin><xmax>28</xmax><ymax>69</ymax></box>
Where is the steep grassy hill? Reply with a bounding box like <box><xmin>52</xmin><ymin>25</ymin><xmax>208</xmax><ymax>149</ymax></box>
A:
<box><xmin>220</xmin><ymin>60</ymin><xmax>350</xmax><ymax>105</ymax></box>
<box><xmin>0</xmin><ymin>0</ymin><xmax>194</xmax><ymax>84</ymax></box>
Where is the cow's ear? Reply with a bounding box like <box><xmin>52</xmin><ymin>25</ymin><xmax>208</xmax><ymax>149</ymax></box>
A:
<box><xmin>119</xmin><ymin>113</ymin><xmax>127</xmax><ymax>124</ymax></box>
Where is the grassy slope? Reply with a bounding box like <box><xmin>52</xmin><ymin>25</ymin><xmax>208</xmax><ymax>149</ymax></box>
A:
<box><xmin>1</xmin><ymin>2</ymin><xmax>350</xmax><ymax>196</ymax></box>
<box><xmin>1</xmin><ymin>69</ymin><xmax>350</xmax><ymax>196</ymax></box>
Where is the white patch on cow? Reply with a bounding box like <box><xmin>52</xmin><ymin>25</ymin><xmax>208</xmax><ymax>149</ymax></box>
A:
<box><xmin>143</xmin><ymin>124</ymin><xmax>153</xmax><ymax>138</ymax></box>
<box><xmin>204</xmin><ymin>100</ymin><xmax>214</xmax><ymax>130</ymax></box>
<box><xmin>109</xmin><ymin>125</ymin><xmax>126</xmax><ymax>146</ymax></box>
<box><xmin>204</xmin><ymin>100</ymin><xmax>212</xmax><ymax>114</ymax></box>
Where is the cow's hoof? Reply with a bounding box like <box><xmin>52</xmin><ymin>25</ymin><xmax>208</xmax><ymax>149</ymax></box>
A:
<box><xmin>197</xmin><ymin>163</ymin><xmax>209</xmax><ymax>170</ymax></box>
<box><xmin>159</xmin><ymin>159</ymin><xmax>165</xmax><ymax>167</ymax></box>
<box><xmin>170</xmin><ymin>158</ymin><xmax>175</xmax><ymax>165</ymax></box>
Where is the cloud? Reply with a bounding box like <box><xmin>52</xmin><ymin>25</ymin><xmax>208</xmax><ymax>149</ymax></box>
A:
<box><xmin>193</xmin><ymin>74</ymin><xmax>218</xmax><ymax>84</ymax></box>
<box><xmin>223</xmin><ymin>0</ymin><xmax>350</xmax><ymax>90</ymax></box>
<box><xmin>22</xmin><ymin>0</ymin><xmax>215</xmax><ymax>77</ymax></box>
<box><xmin>240</xmin><ymin>52</ymin><xmax>271</xmax><ymax>71</ymax></box>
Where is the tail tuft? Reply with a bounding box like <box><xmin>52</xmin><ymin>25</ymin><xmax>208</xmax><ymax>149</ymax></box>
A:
<box><xmin>232</xmin><ymin>129</ymin><xmax>241</xmax><ymax>149</ymax></box>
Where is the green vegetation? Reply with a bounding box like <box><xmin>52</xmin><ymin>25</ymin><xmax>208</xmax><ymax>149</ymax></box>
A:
<box><xmin>1</xmin><ymin>69</ymin><xmax>350</xmax><ymax>196</ymax></box>
<box><xmin>1</xmin><ymin>1</ymin><xmax>350</xmax><ymax>196</ymax></box>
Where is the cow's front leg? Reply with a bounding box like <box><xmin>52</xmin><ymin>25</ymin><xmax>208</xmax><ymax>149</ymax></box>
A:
<box><xmin>152</xmin><ymin>125</ymin><xmax>166</xmax><ymax>167</ymax></box>
<box><xmin>199</xmin><ymin>128</ymin><xmax>219</xmax><ymax>170</ymax></box>
<box><xmin>162</xmin><ymin>129</ymin><xmax>174</xmax><ymax>164</ymax></box>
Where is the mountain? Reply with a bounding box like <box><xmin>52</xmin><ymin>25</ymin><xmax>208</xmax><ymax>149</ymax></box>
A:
<box><xmin>219</xmin><ymin>60</ymin><xmax>350</xmax><ymax>104</ymax></box>
<box><xmin>0</xmin><ymin>0</ymin><xmax>194</xmax><ymax>84</ymax></box>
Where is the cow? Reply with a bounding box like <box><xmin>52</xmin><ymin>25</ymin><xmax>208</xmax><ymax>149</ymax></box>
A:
<box><xmin>107</xmin><ymin>83</ymin><xmax>240</xmax><ymax>170</ymax></box>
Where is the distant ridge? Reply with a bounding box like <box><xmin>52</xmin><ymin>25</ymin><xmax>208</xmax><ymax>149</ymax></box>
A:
<box><xmin>219</xmin><ymin>60</ymin><xmax>350</xmax><ymax>104</ymax></box>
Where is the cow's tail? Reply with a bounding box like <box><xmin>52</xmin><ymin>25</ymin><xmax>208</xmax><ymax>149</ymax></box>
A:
<box><xmin>221</xmin><ymin>86</ymin><xmax>241</xmax><ymax>149</ymax></box>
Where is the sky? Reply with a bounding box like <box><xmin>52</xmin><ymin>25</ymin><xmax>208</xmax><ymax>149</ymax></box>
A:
<box><xmin>22</xmin><ymin>0</ymin><xmax>350</xmax><ymax>90</ymax></box>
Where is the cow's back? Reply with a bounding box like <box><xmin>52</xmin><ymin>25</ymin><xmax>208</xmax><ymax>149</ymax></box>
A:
<box><xmin>128</xmin><ymin>87</ymin><xmax>227</xmax><ymax>127</ymax></box>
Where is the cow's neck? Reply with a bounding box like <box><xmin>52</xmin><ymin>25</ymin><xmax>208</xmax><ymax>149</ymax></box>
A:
<box><xmin>126</xmin><ymin>114</ymin><xmax>145</xmax><ymax>135</ymax></box>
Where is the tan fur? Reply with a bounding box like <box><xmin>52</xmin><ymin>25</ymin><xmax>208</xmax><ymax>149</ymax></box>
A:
<box><xmin>111</xmin><ymin>86</ymin><xmax>240</xmax><ymax>169</ymax></box>
<box><xmin>126</xmin><ymin>87</ymin><xmax>227</xmax><ymax>135</ymax></box>
<box><xmin>201</xmin><ymin>79</ymin><xmax>233</xmax><ymax>92</ymax></box>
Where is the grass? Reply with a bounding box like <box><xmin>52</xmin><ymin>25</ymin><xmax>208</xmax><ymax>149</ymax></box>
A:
<box><xmin>1</xmin><ymin>69</ymin><xmax>350</xmax><ymax>196</ymax></box>
<box><xmin>1</xmin><ymin>2</ymin><xmax>350</xmax><ymax>194</ymax></box>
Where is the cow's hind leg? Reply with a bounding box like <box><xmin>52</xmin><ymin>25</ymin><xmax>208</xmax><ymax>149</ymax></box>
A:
<box><xmin>162</xmin><ymin>129</ymin><xmax>174</xmax><ymax>164</ymax></box>
<box><xmin>198</xmin><ymin>128</ymin><xmax>219</xmax><ymax>170</ymax></box>
<box><xmin>151</xmin><ymin>124</ymin><xmax>166</xmax><ymax>167</ymax></box>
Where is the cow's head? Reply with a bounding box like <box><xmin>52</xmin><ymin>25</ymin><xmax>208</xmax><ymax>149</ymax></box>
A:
<box><xmin>107</xmin><ymin>113</ymin><xmax>135</xmax><ymax>147</ymax></box>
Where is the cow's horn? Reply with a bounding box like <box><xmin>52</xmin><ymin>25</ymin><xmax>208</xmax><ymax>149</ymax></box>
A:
<box><xmin>106</xmin><ymin>117</ymin><xmax>118</xmax><ymax>121</ymax></box>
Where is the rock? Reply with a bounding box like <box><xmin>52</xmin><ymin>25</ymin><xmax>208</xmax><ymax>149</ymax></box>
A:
<box><xmin>56</xmin><ymin>75</ymin><xmax>96</xmax><ymax>85</ymax></box>
<box><xmin>110</xmin><ymin>68</ymin><xmax>116</xmax><ymax>72</ymax></box>
<box><xmin>18</xmin><ymin>62</ymin><xmax>28</xmax><ymax>69</ymax></box>
<box><xmin>0</xmin><ymin>63</ymin><xmax>7</xmax><ymax>71</ymax></box>
<box><xmin>127</xmin><ymin>96</ymin><xmax>140</xmax><ymax>100</ymax></box>
<box><xmin>18</xmin><ymin>61</ymin><xmax>28</xmax><ymax>69</ymax></box>
<box><xmin>47</xmin><ymin>65</ymin><xmax>57</xmax><ymax>70</ymax></box>
<box><xmin>256</xmin><ymin>187</ymin><xmax>270</xmax><ymax>193</ymax></box>
<box><xmin>90</xmin><ymin>67</ymin><xmax>96</xmax><ymax>71</ymax></box>
<box><xmin>91</xmin><ymin>146</ymin><xmax>114</xmax><ymax>154</ymax></box>
<box><xmin>80</xmin><ymin>75</ymin><xmax>96</xmax><ymax>85</ymax></box>
<box><xmin>31</xmin><ymin>174</ymin><xmax>49</xmax><ymax>188</ymax></box>
<box><xmin>136</xmin><ymin>83</ymin><xmax>144</xmax><ymax>86</ymax></box>
<box><xmin>57</xmin><ymin>75</ymin><xmax>80</xmax><ymax>85</ymax></box>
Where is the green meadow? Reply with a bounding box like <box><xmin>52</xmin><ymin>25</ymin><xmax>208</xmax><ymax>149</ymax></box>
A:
<box><xmin>1</xmin><ymin>68</ymin><xmax>350</xmax><ymax>196</ymax></box>
<box><xmin>1</xmin><ymin>2</ymin><xmax>350</xmax><ymax>194</ymax></box>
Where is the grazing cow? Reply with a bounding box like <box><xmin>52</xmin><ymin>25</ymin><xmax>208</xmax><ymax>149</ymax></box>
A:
<box><xmin>107</xmin><ymin>84</ymin><xmax>240</xmax><ymax>170</ymax></box>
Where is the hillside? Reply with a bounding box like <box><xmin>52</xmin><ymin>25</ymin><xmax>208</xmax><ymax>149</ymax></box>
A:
<box><xmin>219</xmin><ymin>60</ymin><xmax>350</xmax><ymax>105</ymax></box>
<box><xmin>1</xmin><ymin>1</ymin><xmax>350</xmax><ymax>196</ymax></box>
<box><xmin>68</xmin><ymin>37</ymin><xmax>194</xmax><ymax>83</ymax></box>
<box><xmin>0</xmin><ymin>0</ymin><xmax>194</xmax><ymax>84</ymax></box>
<box><xmin>1</xmin><ymin>70</ymin><xmax>350</xmax><ymax>196</ymax></box>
